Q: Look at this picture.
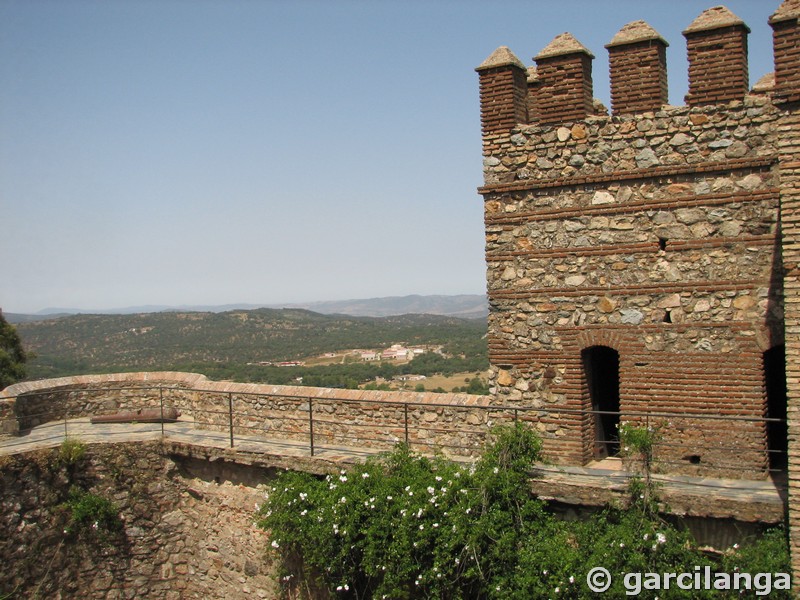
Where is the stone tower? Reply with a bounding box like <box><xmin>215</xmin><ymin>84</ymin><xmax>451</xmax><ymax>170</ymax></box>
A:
<box><xmin>476</xmin><ymin>5</ymin><xmax>798</xmax><ymax>486</ymax></box>
<box><xmin>477</xmin><ymin>0</ymin><xmax>800</xmax><ymax>580</ymax></box>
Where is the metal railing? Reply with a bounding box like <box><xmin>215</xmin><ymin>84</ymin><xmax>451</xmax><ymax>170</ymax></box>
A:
<box><xmin>0</xmin><ymin>384</ymin><xmax>787</xmax><ymax>478</ymax></box>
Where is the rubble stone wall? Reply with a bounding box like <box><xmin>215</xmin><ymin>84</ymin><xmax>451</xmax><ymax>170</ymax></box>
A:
<box><xmin>0</xmin><ymin>441</ymin><xmax>278</xmax><ymax>599</ymax></box>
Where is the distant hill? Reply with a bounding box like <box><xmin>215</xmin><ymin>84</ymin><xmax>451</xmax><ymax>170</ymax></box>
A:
<box><xmin>15</xmin><ymin>308</ymin><xmax>487</xmax><ymax>381</ymax></box>
<box><xmin>5</xmin><ymin>313</ymin><xmax>72</xmax><ymax>324</ymax></box>
<box><xmin>292</xmin><ymin>294</ymin><xmax>488</xmax><ymax>319</ymax></box>
<box><xmin>6</xmin><ymin>294</ymin><xmax>488</xmax><ymax>323</ymax></box>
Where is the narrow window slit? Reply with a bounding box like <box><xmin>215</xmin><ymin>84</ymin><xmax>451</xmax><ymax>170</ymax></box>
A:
<box><xmin>658</xmin><ymin>238</ymin><xmax>667</xmax><ymax>251</ymax></box>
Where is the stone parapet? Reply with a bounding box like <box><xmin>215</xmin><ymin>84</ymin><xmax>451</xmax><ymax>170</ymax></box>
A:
<box><xmin>0</xmin><ymin>372</ymin><xmax>499</xmax><ymax>460</ymax></box>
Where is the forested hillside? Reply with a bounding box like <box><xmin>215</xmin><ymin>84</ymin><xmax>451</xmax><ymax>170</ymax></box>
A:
<box><xmin>15</xmin><ymin>309</ymin><xmax>488</xmax><ymax>387</ymax></box>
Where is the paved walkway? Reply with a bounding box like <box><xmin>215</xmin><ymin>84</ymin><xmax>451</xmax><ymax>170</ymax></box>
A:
<box><xmin>0</xmin><ymin>417</ymin><xmax>786</xmax><ymax>523</ymax></box>
<box><xmin>0</xmin><ymin>416</ymin><xmax>385</xmax><ymax>461</ymax></box>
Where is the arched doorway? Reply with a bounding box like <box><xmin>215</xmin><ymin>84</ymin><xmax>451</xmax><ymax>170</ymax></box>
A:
<box><xmin>763</xmin><ymin>344</ymin><xmax>787</xmax><ymax>470</ymax></box>
<box><xmin>582</xmin><ymin>346</ymin><xmax>621</xmax><ymax>459</ymax></box>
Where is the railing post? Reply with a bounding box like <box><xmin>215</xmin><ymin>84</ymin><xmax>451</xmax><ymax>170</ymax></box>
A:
<box><xmin>309</xmin><ymin>398</ymin><xmax>315</xmax><ymax>457</ymax></box>
<box><xmin>404</xmin><ymin>403</ymin><xmax>409</xmax><ymax>447</ymax></box>
<box><xmin>159</xmin><ymin>387</ymin><xmax>165</xmax><ymax>439</ymax></box>
<box><xmin>228</xmin><ymin>392</ymin><xmax>234</xmax><ymax>448</ymax></box>
<box><xmin>514</xmin><ymin>408</ymin><xmax>519</xmax><ymax>423</ymax></box>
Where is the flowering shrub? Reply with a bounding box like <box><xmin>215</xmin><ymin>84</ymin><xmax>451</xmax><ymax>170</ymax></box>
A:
<box><xmin>258</xmin><ymin>423</ymin><xmax>791</xmax><ymax>599</ymax></box>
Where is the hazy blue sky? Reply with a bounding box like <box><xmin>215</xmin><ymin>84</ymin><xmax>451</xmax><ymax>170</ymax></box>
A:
<box><xmin>1</xmin><ymin>0</ymin><xmax>781</xmax><ymax>314</ymax></box>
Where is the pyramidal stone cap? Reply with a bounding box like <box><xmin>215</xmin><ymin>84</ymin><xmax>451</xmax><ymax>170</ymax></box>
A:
<box><xmin>770</xmin><ymin>0</ymin><xmax>800</xmax><ymax>24</ymax></box>
<box><xmin>752</xmin><ymin>72</ymin><xmax>776</xmax><ymax>93</ymax></box>
<box><xmin>683</xmin><ymin>5</ymin><xmax>750</xmax><ymax>35</ymax></box>
<box><xmin>476</xmin><ymin>46</ymin><xmax>526</xmax><ymax>72</ymax></box>
<box><xmin>534</xmin><ymin>32</ymin><xmax>595</xmax><ymax>61</ymax></box>
<box><xmin>605</xmin><ymin>20</ymin><xmax>668</xmax><ymax>48</ymax></box>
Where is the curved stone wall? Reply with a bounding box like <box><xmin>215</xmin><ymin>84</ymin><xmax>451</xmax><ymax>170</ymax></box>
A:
<box><xmin>1</xmin><ymin>372</ymin><xmax>500</xmax><ymax>459</ymax></box>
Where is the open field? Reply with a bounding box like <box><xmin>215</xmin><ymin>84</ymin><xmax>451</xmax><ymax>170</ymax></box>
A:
<box><xmin>363</xmin><ymin>370</ymin><xmax>490</xmax><ymax>393</ymax></box>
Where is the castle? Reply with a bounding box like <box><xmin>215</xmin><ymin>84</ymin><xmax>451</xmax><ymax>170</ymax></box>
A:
<box><xmin>476</xmin><ymin>0</ymin><xmax>800</xmax><ymax>571</ymax></box>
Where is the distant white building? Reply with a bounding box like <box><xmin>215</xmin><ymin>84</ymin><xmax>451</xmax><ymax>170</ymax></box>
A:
<box><xmin>382</xmin><ymin>344</ymin><xmax>411</xmax><ymax>361</ymax></box>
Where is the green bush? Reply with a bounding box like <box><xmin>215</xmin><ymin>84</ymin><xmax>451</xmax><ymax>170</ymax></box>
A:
<box><xmin>257</xmin><ymin>423</ymin><xmax>792</xmax><ymax>599</ymax></box>
<box><xmin>62</xmin><ymin>487</ymin><xmax>122</xmax><ymax>541</ymax></box>
<box><xmin>58</xmin><ymin>437</ymin><xmax>87</xmax><ymax>466</ymax></box>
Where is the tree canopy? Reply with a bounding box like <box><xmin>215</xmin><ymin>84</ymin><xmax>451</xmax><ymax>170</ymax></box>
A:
<box><xmin>0</xmin><ymin>311</ymin><xmax>27</xmax><ymax>389</ymax></box>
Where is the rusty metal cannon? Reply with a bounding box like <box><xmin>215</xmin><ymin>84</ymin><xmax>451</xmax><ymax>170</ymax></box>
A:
<box><xmin>90</xmin><ymin>407</ymin><xmax>181</xmax><ymax>424</ymax></box>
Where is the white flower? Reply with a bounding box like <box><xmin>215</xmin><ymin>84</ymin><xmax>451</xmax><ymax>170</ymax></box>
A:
<box><xmin>362</xmin><ymin>472</ymin><xmax>369</xmax><ymax>478</ymax></box>
<box><xmin>656</xmin><ymin>532</ymin><xmax>667</xmax><ymax>545</ymax></box>
<box><xmin>339</xmin><ymin>475</ymin><xmax>347</xmax><ymax>482</ymax></box>
<box><xmin>271</xmin><ymin>540</ymin><xmax>280</xmax><ymax>548</ymax></box>
<box><xmin>569</xmin><ymin>576</ymin><xmax>574</xmax><ymax>584</ymax></box>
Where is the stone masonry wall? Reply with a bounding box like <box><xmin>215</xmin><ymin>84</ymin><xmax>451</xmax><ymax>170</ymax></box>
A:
<box><xmin>481</xmin><ymin>98</ymin><xmax>780</xmax><ymax>478</ymax></box>
<box><xmin>0</xmin><ymin>373</ymin><xmax>506</xmax><ymax>460</ymax></box>
<box><xmin>0</xmin><ymin>441</ymin><xmax>278</xmax><ymax>599</ymax></box>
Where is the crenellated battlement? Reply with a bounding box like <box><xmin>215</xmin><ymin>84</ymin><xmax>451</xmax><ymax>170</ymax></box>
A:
<box><xmin>476</xmin><ymin>1</ymin><xmax>800</xmax><ymax>153</ymax></box>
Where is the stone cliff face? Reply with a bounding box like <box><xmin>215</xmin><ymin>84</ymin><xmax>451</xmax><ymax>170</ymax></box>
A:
<box><xmin>0</xmin><ymin>442</ymin><xmax>278</xmax><ymax>599</ymax></box>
